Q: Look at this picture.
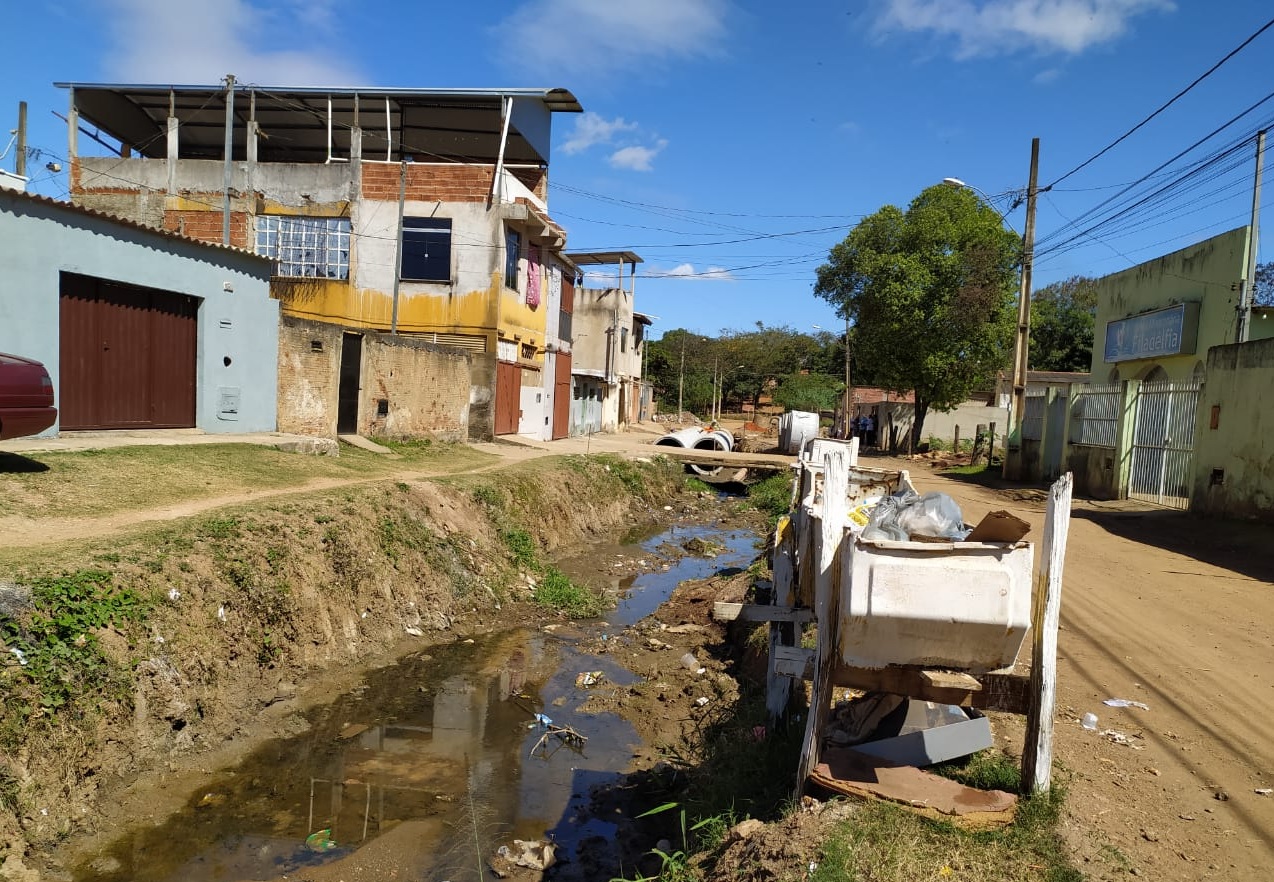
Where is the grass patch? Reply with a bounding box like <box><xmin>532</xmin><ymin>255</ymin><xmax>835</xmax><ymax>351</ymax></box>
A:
<box><xmin>684</xmin><ymin>477</ymin><xmax>714</xmax><ymax>494</ymax></box>
<box><xmin>931</xmin><ymin>748</ymin><xmax>1021</xmax><ymax>792</ymax></box>
<box><xmin>743</xmin><ymin>473</ymin><xmax>793</xmax><ymax>526</ymax></box>
<box><xmin>942</xmin><ymin>462</ymin><xmax>990</xmax><ymax>477</ymax></box>
<box><xmin>502</xmin><ymin>527</ymin><xmax>539</xmax><ymax>571</ymax></box>
<box><xmin>811</xmin><ymin>786</ymin><xmax>1079</xmax><ymax>882</ymax></box>
<box><xmin>533</xmin><ymin>567</ymin><xmax>604</xmax><ymax>618</ymax></box>
<box><xmin>0</xmin><ymin>441</ymin><xmax>497</xmax><ymax>522</ymax></box>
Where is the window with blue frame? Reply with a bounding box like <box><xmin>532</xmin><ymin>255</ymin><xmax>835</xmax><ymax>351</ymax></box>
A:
<box><xmin>504</xmin><ymin>228</ymin><xmax>521</xmax><ymax>291</ymax></box>
<box><xmin>401</xmin><ymin>217</ymin><xmax>452</xmax><ymax>282</ymax></box>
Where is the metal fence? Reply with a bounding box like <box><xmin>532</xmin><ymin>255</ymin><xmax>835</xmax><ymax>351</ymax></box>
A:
<box><xmin>1021</xmin><ymin>387</ymin><xmax>1047</xmax><ymax>441</ymax></box>
<box><xmin>1070</xmin><ymin>383</ymin><xmax>1121</xmax><ymax>448</ymax></box>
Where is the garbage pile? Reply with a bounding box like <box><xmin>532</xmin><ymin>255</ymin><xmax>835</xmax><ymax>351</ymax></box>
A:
<box><xmin>849</xmin><ymin>490</ymin><xmax>970</xmax><ymax>541</ymax></box>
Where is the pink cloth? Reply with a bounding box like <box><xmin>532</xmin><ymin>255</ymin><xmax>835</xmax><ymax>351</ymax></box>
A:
<box><xmin>526</xmin><ymin>246</ymin><xmax>541</xmax><ymax>307</ymax></box>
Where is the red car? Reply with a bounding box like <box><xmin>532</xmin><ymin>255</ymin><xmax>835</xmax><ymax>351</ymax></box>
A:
<box><xmin>0</xmin><ymin>353</ymin><xmax>58</xmax><ymax>440</ymax></box>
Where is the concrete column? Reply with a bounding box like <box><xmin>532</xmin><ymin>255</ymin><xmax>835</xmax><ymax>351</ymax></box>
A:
<box><xmin>166</xmin><ymin>117</ymin><xmax>179</xmax><ymax>194</ymax></box>
<box><xmin>1113</xmin><ymin>379</ymin><xmax>1140</xmax><ymax>499</ymax></box>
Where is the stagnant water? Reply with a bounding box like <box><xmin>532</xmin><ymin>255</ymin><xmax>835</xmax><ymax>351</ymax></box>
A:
<box><xmin>75</xmin><ymin>521</ymin><xmax>759</xmax><ymax>882</ymax></box>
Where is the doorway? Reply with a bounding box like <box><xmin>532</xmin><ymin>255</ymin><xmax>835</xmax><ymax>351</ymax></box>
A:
<box><xmin>337</xmin><ymin>333</ymin><xmax>363</xmax><ymax>434</ymax></box>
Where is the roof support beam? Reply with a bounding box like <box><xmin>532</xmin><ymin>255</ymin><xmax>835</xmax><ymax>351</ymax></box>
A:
<box><xmin>490</xmin><ymin>95</ymin><xmax>513</xmax><ymax>205</ymax></box>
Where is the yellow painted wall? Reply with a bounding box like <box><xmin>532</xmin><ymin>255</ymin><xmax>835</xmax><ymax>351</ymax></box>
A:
<box><xmin>1090</xmin><ymin>227</ymin><xmax>1250</xmax><ymax>382</ymax></box>
<box><xmin>1191</xmin><ymin>338</ymin><xmax>1274</xmax><ymax>520</ymax></box>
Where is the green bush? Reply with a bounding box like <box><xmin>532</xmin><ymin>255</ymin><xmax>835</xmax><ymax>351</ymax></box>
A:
<box><xmin>744</xmin><ymin>473</ymin><xmax>793</xmax><ymax>524</ymax></box>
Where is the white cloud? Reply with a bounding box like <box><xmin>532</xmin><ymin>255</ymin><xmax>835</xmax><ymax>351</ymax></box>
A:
<box><xmin>561</xmin><ymin>113</ymin><xmax>640</xmax><ymax>155</ymax></box>
<box><xmin>492</xmin><ymin>0</ymin><xmax>730</xmax><ymax>76</ymax></box>
<box><xmin>872</xmin><ymin>0</ymin><xmax>1173</xmax><ymax>59</ymax></box>
<box><xmin>609</xmin><ymin>140</ymin><xmax>668</xmax><ymax>172</ymax></box>
<box><xmin>659</xmin><ymin>263</ymin><xmax>735</xmax><ymax>281</ymax></box>
<box><xmin>1034</xmin><ymin>67</ymin><xmax>1062</xmax><ymax>84</ymax></box>
<box><xmin>101</xmin><ymin>0</ymin><xmax>364</xmax><ymax>85</ymax></box>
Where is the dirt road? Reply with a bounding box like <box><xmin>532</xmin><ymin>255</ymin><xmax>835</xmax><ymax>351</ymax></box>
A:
<box><xmin>890</xmin><ymin>456</ymin><xmax>1274</xmax><ymax>881</ymax></box>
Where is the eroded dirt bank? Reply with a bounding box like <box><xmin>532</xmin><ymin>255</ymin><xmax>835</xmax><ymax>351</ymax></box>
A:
<box><xmin>0</xmin><ymin>454</ymin><xmax>727</xmax><ymax>881</ymax></box>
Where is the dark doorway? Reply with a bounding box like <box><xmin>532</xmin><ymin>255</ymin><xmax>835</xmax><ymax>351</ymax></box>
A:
<box><xmin>337</xmin><ymin>333</ymin><xmax>363</xmax><ymax>434</ymax></box>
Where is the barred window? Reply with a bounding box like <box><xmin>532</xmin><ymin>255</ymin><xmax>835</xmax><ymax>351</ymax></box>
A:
<box><xmin>255</xmin><ymin>216</ymin><xmax>350</xmax><ymax>280</ymax></box>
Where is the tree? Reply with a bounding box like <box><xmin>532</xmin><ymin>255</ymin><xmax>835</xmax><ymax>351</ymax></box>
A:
<box><xmin>771</xmin><ymin>372</ymin><xmax>842</xmax><ymax>413</ymax></box>
<box><xmin>1030</xmin><ymin>275</ymin><xmax>1097</xmax><ymax>372</ymax></box>
<box><xmin>1255</xmin><ymin>260</ymin><xmax>1274</xmax><ymax>307</ymax></box>
<box><xmin>814</xmin><ymin>184</ymin><xmax>1019</xmax><ymax>449</ymax></box>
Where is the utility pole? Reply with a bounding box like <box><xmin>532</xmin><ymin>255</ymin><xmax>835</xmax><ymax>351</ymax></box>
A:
<box><xmin>1004</xmin><ymin>137</ymin><xmax>1039</xmax><ymax>480</ymax></box>
<box><xmin>15</xmin><ymin>101</ymin><xmax>27</xmax><ymax>177</ymax></box>
<box><xmin>1238</xmin><ymin>129</ymin><xmax>1266</xmax><ymax>344</ymax></box>
<box><xmin>390</xmin><ymin>159</ymin><xmax>407</xmax><ymax>334</ymax></box>
<box><xmin>221</xmin><ymin>74</ymin><xmax>236</xmax><ymax>246</ymax></box>
<box><xmin>677</xmin><ymin>337</ymin><xmax>685</xmax><ymax>423</ymax></box>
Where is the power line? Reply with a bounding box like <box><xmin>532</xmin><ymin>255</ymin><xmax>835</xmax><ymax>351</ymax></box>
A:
<box><xmin>1045</xmin><ymin>14</ymin><xmax>1274</xmax><ymax>189</ymax></box>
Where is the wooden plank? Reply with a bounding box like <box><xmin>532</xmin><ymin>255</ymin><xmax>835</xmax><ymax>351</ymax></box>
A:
<box><xmin>714</xmin><ymin>602</ymin><xmax>813</xmax><ymax>623</ymax></box>
<box><xmin>773</xmin><ymin>645</ymin><xmax>814</xmax><ymax>677</ymax></box>
<box><xmin>651</xmin><ymin>446</ymin><xmax>796</xmax><ymax>471</ymax></box>
<box><xmin>776</xmin><ymin>657</ymin><xmax>1032</xmax><ymax>715</ymax></box>
<box><xmin>796</xmin><ymin>447</ymin><xmax>850</xmax><ymax>794</ymax></box>
<box><xmin>1022</xmin><ymin>473</ymin><xmax>1073</xmax><ymax>793</ymax></box>
<box><xmin>919</xmin><ymin>670</ymin><xmax>983</xmax><ymax>691</ymax></box>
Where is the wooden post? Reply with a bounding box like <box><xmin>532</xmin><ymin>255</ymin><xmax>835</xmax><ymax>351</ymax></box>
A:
<box><xmin>989</xmin><ymin>421</ymin><xmax>997</xmax><ymax>466</ymax></box>
<box><xmin>953</xmin><ymin>425</ymin><xmax>961</xmax><ymax>456</ymax></box>
<box><xmin>1022</xmin><ymin>472</ymin><xmax>1073</xmax><ymax>793</ymax></box>
<box><xmin>796</xmin><ymin>448</ymin><xmax>849</xmax><ymax>793</ymax></box>
<box><xmin>766</xmin><ymin>513</ymin><xmax>797</xmax><ymax>722</ymax></box>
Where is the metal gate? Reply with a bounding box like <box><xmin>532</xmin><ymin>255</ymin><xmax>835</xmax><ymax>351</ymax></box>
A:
<box><xmin>1129</xmin><ymin>380</ymin><xmax>1202</xmax><ymax>509</ymax></box>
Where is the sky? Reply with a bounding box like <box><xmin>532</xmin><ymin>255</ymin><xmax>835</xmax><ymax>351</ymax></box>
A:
<box><xmin>2</xmin><ymin>0</ymin><xmax>1271</xmax><ymax>340</ymax></box>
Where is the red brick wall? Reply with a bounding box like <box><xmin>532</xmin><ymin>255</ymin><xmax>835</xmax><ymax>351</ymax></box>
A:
<box><xmin>162</xmin><ymin>209</ymin><xmax>251</xmax><ymax>248</ymax></box>
<box><xmin>361</xmin><ymin>163</ymin><xmax>495</xmax><ymax>203</ymax></box>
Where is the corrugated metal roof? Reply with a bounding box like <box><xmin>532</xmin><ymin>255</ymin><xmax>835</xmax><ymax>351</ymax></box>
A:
<box><xmin>54</xmin><ymin>83</ymin><xmax>580</xmax><ymax>165</ymax></box>
<box><xmin>0</xmin><ymin>187</ymin><xmax>268</xmax><ymax>262</ymax></box>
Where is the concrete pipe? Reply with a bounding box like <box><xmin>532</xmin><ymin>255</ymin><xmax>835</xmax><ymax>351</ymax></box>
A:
<box><xmin>689</xmin><ymin>428</ymin><xmax>735</xmax><ymax>476</ymax></box>
<box><xmin>654</xmin><ymin>428</ymin><xmax>707</xmax><ymax>448</ymax></box>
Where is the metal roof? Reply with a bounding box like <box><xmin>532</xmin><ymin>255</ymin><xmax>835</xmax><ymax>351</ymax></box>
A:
<box><xmin>564</xmin><ymin>251</ymin><xmax>644</xmax><ymax>266</ymax></box>
<box><xmin>55</xmin><ymin>83</ymin><xmax>581</xmax><ymax>165</ymax></box>
<box><xmin>0</xmin><ymin>187</ymin><xmax>267</xmax><ymax>262</ymax></box>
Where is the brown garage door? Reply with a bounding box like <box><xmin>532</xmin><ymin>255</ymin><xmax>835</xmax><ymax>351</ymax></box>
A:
<box><xmin>59</xmin><ymin>272</ymin><xmax>199</xmax><ymax>430</ymax></box>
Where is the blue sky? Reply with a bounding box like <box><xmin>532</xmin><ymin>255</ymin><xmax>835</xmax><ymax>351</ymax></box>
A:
<box><xmin>3</xmin><ymin>0</ymin><xmax>1271</xmax><ymax>339</ymax></box>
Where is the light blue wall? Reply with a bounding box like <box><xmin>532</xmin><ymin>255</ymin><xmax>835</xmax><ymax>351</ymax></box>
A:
<box><xmin>0</xmin><ymin>192</ymin><xmax>279</xmax><ymax>434</ymax></box>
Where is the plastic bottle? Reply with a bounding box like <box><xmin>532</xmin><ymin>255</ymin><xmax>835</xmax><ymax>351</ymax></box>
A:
<box><xmin>1081</xmin><ymin>712</ymin><xmax>1098</xmax><ymax>731</ymax></box>
<box><xmin>680</xmin><ymin>652</ymin><xmax>698</xmax><ymax>671</ymax></box>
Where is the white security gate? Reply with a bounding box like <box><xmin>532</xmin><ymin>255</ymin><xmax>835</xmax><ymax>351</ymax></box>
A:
<box><xmin>1129</xmin><ymin>380</ymin><xmax>1202</xmax><ymax>509</ymax></box>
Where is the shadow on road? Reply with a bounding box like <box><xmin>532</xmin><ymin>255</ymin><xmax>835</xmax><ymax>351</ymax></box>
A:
<box><xmin>1073</xmin><ymin>505</ymin><xmax>1274</xmax><ymax>585</ymax></box>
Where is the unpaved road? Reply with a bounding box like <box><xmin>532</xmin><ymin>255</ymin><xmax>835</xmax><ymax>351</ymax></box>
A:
<box><xmin>890</xmin><ymin>456</ymin><xmax>1274</xmax><ymax>881</ymax></box>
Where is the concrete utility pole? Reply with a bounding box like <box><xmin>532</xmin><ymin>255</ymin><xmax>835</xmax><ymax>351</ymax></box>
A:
<box><xmin>842</xmin><ymin>312</ymin><xmax>852</xmax><ymax>439</ymax></box>
<box><xmin>222</xmin><ymin>74</ymin><xmax>236</xmax><ymax>246</ymax></box>
<box><xmin>1238</xmin><ymin>129</ymin><xmax>1266</xmax><ymax>344</ymax></box>
<box><xmin>1004</xmin><ymin>137</ymin><xmax>1039</xmax><ymax>479</ymax></box>
<box><xmin>391</xmin><ymin>159</ymin><xmax>407</xmax><ymax>335</ymax></box>
<box><xmin>15</xmin><ymin>102</ymin><xmax>27</xmax><ymax>177</ymax></box>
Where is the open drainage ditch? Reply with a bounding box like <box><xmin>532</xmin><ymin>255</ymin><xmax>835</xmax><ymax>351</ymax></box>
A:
<box><xmin>73</xmin><ymin>519</ymin><xmax>761</xmax><ymax>882</ymax></box>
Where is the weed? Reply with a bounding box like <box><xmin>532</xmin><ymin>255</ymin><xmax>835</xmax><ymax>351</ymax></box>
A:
<box><xmin>743</xmin><ymin>473</ymin><xmax>793</xmax><ymax>525</ymax></box>
<box><xmin>0</xmin><ymin>767</ymin><xmax>20</xmax><ymax>814</ymax></box>
<box><xmin>931</xmin><ymin>748</ymin><xmax>1021</xmax><ymax>792</ymax></box>
<box><xmin>0</xmin><ymin>570</ymin><xmax>147</xmax><ymax>745</ymax></box>
<box><xmin>396</xmin><ymin>481</ymin><xmax>411</xmax><ymax>492</ymax></box>
<box><xmin>533</xmin><ymin>568</ymin><xmax>604</xmax><ymax>618</ymax></box>
<box><xmin>201</xmin><ymin>516</ymin><xmax>241</xmax><ymax>540</ymax></box>
<box><xmin>502</xmin><ymin>528</ymin><xmax>539</xmax><ymax>570</ymax></box>
<box><xmin>684</xmin><ymin>477</ymin><xmax>713</xmax><ymax>494</ymax></box>
<box><xmin>471</xmin><ymin>484</ymin><xmax>503</xmax><ymax>509</ymax></box>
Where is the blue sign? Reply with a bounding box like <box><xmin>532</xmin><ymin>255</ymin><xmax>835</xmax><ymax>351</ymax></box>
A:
<box><xmin>1103</xmin><ymin>302</ymin><xmax>1199</xmax><ymax>363</ymax></box>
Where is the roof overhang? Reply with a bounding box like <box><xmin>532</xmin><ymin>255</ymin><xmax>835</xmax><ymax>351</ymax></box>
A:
<box><xmin>565</xmin><ymin>250</ymin><xmax>643</xmax><ymax>267</ymax></box>
<box><xmin>633</xmin><ymin>312</ymin><xmax>657</xmax><ymax>325</ymax></box>
<box><xmin>55</xmin><ymin>83</ymin><xmax>581</xmax><ymax>165</ymax></box>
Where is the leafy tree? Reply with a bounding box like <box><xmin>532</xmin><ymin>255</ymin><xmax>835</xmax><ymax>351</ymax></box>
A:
<box><xmin>771</xmin><ymin>372</ymin><xmax>842</xmax><ymax>413</ymax></box>
<box><xmin>814</xmin><ymin>184</ymin><xmax>1019</xmax><ymax>449</ymax></box>
<box><xmin>1030</xmin><ymin>275</ymin><xmax>1097</xmax><ymax>372</ymax></box>
<box><xmin>1255</xmin><ymin>260</ymin><xmax>1273</xmax><ymax>306</ymax></box>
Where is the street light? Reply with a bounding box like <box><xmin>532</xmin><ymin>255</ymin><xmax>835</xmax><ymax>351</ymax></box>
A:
<box><xmin>942</xmin><ymin>141</ymin><xmax>1040</xmax><ymax>478</ymax></box>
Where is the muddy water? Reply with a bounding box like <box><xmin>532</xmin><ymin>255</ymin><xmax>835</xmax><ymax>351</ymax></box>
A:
<box><xmin>74</xmin><ymin>521</ymin><xmax>758</xmax><ymax>882</ymax></box>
